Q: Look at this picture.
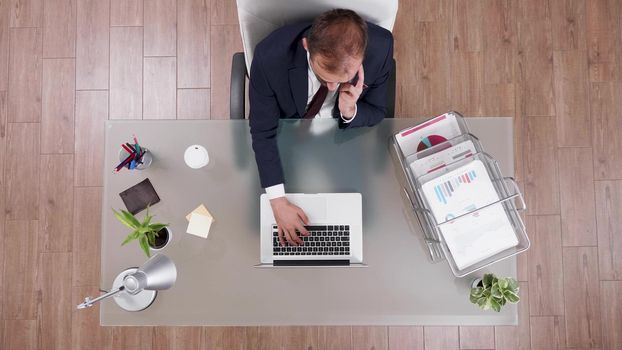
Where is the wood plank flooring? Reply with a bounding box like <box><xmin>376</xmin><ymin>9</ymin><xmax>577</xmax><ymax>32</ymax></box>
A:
<box><xmin>1</xmin><ymin>0</ymin><xmax>621</xmax><ymax>349</ymax></box>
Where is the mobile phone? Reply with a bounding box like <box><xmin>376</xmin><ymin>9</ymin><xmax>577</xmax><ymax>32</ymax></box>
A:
<box><xmin>347</xmin><ymin>72</ymin><xmax>359</xmax><ymax>86</ymax></box>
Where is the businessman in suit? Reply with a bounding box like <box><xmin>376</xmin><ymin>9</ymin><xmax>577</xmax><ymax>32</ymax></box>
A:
<box><xmin>249</xmin><ymin>9</ymin><xmax>394</xmax><ymax>246</ymax></box>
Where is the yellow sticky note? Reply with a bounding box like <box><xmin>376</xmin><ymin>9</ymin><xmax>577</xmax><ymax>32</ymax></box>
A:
<box><xmin>186</xmin><ymin>204</ymin><xmax>211</xmax><ymax>221</ymax></box>
<box><xmin>186</xmin><ymin>212</ymin><xmax>213</xmax><ymax>238</ymax></box>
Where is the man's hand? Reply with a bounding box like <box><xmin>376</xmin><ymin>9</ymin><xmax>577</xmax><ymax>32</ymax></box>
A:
<box><xmin>338</xmin><ymin>64</ymin><xmax>365</xmax><ymax>119</ymax></box>
<box><xmin>270</xmin><ymin>197</ymin><xmax>310</xmax><ymax>246</ymax></box>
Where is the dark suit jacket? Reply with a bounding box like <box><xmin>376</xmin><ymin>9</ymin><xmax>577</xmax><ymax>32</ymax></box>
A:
<box><xmin>249</xmin><ymin>21</ymin><xmax>394</xmax><ymax>188</ymax></box>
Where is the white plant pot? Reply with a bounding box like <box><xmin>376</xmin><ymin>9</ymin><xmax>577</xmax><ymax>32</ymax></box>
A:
<box><xmin>149</xmin><ymin>227</ymin><xmax>171</xmax><ymax>251</ymax></box>
<box><xmin>471</xmin><ymin>277</ymin><xmax>483</xmax><ymax>289</ymax></box>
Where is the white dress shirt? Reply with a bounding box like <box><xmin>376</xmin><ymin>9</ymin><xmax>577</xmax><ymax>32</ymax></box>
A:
<box><xmin>265</xmin><ymin>53</ymin><xmax>358</xmax><ymax>199</ymax></box>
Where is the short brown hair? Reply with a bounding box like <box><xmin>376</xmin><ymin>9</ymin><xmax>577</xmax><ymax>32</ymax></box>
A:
<box><xmin>307</xmin><ymin>9</ymin><xmax>368</xmax><ymax>73</ymax></box>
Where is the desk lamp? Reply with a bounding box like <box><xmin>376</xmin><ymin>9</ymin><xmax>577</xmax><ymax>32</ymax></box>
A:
<box><xmin>77</xmin><ymin>254</ymin><xmax>177</xmax><ymax>311</ymax></box>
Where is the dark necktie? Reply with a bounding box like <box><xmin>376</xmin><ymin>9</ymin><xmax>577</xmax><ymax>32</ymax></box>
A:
<box><xmin>303</xmin><ymin>85</ymin><xmax>328</xmax><ymax>118</ymax></box>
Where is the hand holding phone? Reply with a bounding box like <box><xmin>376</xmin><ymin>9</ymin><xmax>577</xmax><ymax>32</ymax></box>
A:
<box><xmin>338</xmin><ymin>64</ymin><xmax>365</xmax><ymax>119</ymax></box>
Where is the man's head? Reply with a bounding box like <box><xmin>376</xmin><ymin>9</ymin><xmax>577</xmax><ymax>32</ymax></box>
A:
<box><xmin>302</xmin><ymin>9</ymin><xmax>368</xmax><ymax>91</ymax></box>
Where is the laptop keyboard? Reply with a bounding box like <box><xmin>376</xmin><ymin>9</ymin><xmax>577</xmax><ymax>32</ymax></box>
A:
<box><xmin>272</xmin><ymin>225</ymin><xmax>350</xmax><ymax>256</ymax></box>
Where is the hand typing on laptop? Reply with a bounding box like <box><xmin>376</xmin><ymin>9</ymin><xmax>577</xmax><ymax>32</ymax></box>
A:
<box><xmin>270</xmin><ymin>197</ymin><xmax>310</xmax><ymax>246</ymax></box>
<box><xmin>259</xmin><ymin>194</ymin><xmax>363</xmax><ymax>266</ymax></box>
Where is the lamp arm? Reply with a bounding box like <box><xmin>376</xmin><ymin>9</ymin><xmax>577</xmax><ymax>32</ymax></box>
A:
<box><xmin>77</xmin><ymin>286</ymin><xmax>125</xmax><ymax>309</ymax></box>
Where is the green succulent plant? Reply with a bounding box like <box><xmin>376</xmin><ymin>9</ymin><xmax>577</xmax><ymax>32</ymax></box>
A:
<box><xmin>113</xmin><ymin>208</ymin><xmax>168</xmax><ymax>258</ymax></box>
<box><xmin>469</xmin><ymin>273</ymin><xmax>520</xmax><ymax>312</ymax></box>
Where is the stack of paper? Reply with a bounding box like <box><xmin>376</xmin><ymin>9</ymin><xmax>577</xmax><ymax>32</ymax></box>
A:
<box><xmin>395</xmin><ymin>112</ymin><xmax>463</xmax><ymax>159</ymax></box>
<box><xmin>393</xmin><ymin>111</ymin><xmax>527</xmax><ymax>274</ymax></box>
<box><xmin>408</xmin><ymin>140</ymin><xmax>476</xmax><ymax>177</ymax></box>
<box><xmin>185</xmin><ymin>204</ymin><xmax>214</xmax><ymax>238</ymax></box>
<box><xmin>421</xmin><ymin>160</ymin><xmax>518</xmax><ymax>269</ymax></box>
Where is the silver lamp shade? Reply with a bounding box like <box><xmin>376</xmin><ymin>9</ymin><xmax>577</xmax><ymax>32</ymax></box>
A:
<box><xmin>123</xmin><ymin>253</ymin><xmax>177</xmax><ymax>294</ymax></box>
<box><xmin>77</xmin><ymin>254</ymin><xmax>178</xmax><ymax>312</ymax></box>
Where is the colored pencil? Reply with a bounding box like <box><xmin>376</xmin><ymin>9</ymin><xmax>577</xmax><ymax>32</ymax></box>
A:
<box><xmin>114</xmin><ymin>153</ymin><xmax>135</xmax><ymax>173</ymax></box>
<box><xmin>121</xmin><ymin>143</ymin><xmax>134</xmax><ymax>155</ymax></box>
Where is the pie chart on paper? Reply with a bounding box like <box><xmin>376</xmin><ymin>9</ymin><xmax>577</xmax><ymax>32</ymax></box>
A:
<box><xmin>417</xmin><ymin>135</ymin><xmax>448</xmax><ymax>152</ymax></box>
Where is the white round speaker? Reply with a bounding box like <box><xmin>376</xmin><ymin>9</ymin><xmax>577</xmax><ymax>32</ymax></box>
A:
<box><xmin>184</xmin><ymin>145</ymin><xmax>210</xmax><ymax>169</ymax></box>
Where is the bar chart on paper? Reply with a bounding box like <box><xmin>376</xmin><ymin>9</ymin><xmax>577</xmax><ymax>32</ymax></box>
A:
<box><xmin>421</xmin><ymin>160</ymin><xmax>500</xmax><ymax>223</ymax></box>
<box><xmin>433</xmin><ymin>170</ymin><xmax>478</xmax><ymax>204</ymax></box>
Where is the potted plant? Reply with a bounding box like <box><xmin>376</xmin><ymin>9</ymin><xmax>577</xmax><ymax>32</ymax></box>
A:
<box><xmin>113</xmin><ymin>208</ymin><xmax>171</xmax><ymax>257</ymax></box>
<box><xmin>469</xmin><ymin>273</ymin><xmax>520</xmax><ymax>312</ymax></box>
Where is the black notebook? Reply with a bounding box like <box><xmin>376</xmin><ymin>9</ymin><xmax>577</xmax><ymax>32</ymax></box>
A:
<box><xmin>119</xmin><ymin>178</ymin><xmax>161</xmax><ymax>214</ymax></box>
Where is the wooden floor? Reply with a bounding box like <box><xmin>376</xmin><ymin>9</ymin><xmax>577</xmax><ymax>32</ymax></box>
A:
<box><xmin>1</xmin><ymin>0</ymin><xmax>621</xmax><ymax>349</ymax></box>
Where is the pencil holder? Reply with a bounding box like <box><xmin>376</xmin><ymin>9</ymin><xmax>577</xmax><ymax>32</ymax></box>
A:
<box><xmin>118</xmin><ymin>145</ymin><xmax>153</xmax><ymax>170</ymax></box>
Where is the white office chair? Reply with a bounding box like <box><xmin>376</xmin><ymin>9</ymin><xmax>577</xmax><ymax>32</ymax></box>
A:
<box><xmin>230</xmin><ymin>0</ymin><xmax>399</xmax><ymax>119</ymax></box>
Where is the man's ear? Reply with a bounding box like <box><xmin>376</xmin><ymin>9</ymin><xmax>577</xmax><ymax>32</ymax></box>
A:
<box><xmin>302</xmin><ymin>37</ymin><xmax>308</xmax><ymax>51</ymax></box>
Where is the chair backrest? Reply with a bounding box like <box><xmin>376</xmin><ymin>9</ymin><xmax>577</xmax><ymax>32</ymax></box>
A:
<box><xmin>236</xmin><ymin>0</ymin><xmax>399</xmax><ymax>72</ymax></box>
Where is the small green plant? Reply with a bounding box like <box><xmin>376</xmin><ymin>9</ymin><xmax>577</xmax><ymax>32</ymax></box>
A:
<box><xmin>113</xmin><ymin>208</ymin><xmax>168</xmax><ymax>258</ymax></box>
<box><xmin>470</xmin><ymin>273</ymin><xmax>520</xmax><ymax>312</ymax></box>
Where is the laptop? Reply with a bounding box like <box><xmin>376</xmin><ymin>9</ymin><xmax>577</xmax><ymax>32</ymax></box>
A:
<box><xmin>256</xmin><ymin>193</ymin><xmax>365</xmax><ymax>267</ymax></box>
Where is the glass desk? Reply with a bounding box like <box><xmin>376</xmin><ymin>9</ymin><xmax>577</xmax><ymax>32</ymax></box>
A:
<box><xmin>100</xmin><ymin>118</ymin><xmax>517</xmax><ymax>325</ymax></box>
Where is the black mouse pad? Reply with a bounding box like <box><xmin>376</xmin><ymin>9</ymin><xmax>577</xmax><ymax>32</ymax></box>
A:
<box><xmin>119</xmin><ymin>178</ymin><xmax>161</xmax><ymax>215</ymax></box>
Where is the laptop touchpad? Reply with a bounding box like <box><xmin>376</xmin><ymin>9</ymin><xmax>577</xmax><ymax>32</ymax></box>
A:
<box><xmin>288</xmin><ymin>196</ymin><xmax>327</xmax><ymax>222</ymax></box>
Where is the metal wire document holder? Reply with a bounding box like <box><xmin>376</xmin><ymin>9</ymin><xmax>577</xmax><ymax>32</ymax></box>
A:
<box><xmin>392</xmin><ymin>112</ymin><xmax>530</xmax><ymax>277</ymax></box>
